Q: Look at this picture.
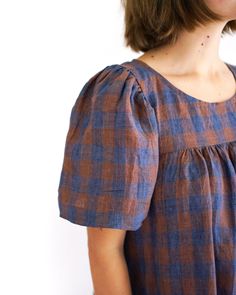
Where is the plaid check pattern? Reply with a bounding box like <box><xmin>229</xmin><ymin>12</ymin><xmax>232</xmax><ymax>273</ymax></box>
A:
<box><xmin>58</xmin><ymin>58</ymin><xmax>236</xmax><ymax>295</ymax></box>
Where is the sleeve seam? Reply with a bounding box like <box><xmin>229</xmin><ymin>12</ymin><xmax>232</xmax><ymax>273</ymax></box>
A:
<box><xmin>118</xmin><ymin>64</ymin><xmax>148</xmax><ymax>99</ymax></box>
<box><xmin>118</xmin><ymin>63</ymin><xmax>160</xmax><ymax>135</ymax></box>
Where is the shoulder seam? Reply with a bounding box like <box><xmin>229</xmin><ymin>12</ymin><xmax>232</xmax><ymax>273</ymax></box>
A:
<box><xmin>117</xmin><ymin>63</ymin><xmax>144</xmax><ymax>90</ymax></box>
<box><xmin>100</xmin><ymin>64</ymin><xmax>145</xmax><ymax>98</ymax></box>
<box><xmin>117</xmin><ymin>63</ymin><xmax>151</xmax><ymax>104</ymax></box>
<box><xmin>117</xmin><ymin>63</ymin><xmax>160</xmax><ymax>136</ymax></box>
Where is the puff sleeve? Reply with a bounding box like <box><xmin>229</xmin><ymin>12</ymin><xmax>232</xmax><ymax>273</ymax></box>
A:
<box><xmin>57</xmin><ymin>64</ymin><xmax>159</xmax><ymax>231</ymax></box>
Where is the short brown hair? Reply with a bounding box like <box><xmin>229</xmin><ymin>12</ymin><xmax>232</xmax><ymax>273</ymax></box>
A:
<box><xmin>121</xmin><ymin>0</ymin><xmax>236</xmax><ymax>53</ymax></box>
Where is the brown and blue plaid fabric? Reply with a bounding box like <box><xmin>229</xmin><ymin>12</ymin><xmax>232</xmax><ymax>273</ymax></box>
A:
<box><xmin>58</xmin><ymin>58</ymin><xmax>236</xmax><ymax>295</ymax></box>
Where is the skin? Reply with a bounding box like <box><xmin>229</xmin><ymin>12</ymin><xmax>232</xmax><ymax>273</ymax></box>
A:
<box><xmin>87</xmin><ymin>2</ymin><xmax>236</xmax><ymax>295</ymax></box>
<box><xmin>205</xmin><ymin>0</ymin><xmax>236</xmax><ymax>20</ymax></box>
<box><xmin>87</xmin><ymin>227</ymin><xmax>132</xmax><ymax>295</ymax></box>
<box><xmin>137</xmin><ymin>1</ymin><xmax>236</xmax><ymax>103</ymax></box>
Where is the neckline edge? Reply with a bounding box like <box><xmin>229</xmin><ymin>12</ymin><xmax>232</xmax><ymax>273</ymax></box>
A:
<box><xmin>131</xmin><ymin>58</ymin><xmax>236</xmax><ymax>106</ymax></box>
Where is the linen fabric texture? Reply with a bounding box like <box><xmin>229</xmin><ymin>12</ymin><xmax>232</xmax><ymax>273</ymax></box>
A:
<box><xmin>58</xmin><ymin>58</ymin><xmax>236</xmax><ymax>295</ymax></box>
<box><xmin>58</xmin><ymin>64</ymin><xmax>159</xmax><ymax>231</ymax></box>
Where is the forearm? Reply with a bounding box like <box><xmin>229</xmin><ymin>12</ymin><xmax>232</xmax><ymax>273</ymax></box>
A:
<box><xmin>88</xmin><ymin>247</ymin><xmax>132</xmax><ymax>295</ymax></box>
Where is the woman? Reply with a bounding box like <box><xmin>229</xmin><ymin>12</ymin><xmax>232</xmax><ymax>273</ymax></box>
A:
<box><xmin>58</xmin><ymin>1</ymin><xmax>236</xmax><ymax>294</ymax></box>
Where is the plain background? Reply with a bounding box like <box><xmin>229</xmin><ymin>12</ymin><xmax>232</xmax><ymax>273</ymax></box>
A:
<box><xmin>0</xmin><ymin>1</ymin><xmax>236</xmax><ymax>294</ymax></box>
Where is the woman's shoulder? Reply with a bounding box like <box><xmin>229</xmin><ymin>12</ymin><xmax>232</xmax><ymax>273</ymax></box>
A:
<box><xmin>71</xmin><ymin>59</ymin><xmax>159</xmax><ymax>116</ymax></box>
<box><xmin>83</xmin><ymin>58</ymin><xmax>152</xmax><ymax>90</ymax></box>
<box><xmin>77</xmin><ymin>60</ymin><xmax>151</xmax><ymax>105</ymax></box>
<box><xmin>71</xmin><ymin>60</ymin><xmax>156</xmax><ymax>114</ymax></box>
<box><xmin>81</xmin><ymin>61</ymin><xmax>141</xmax><ymax>95</ymax></box>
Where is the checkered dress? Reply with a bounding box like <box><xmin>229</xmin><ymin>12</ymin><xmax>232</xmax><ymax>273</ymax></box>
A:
<box><xmin>58</xmin><ymin>58</ymin><xmax>236</xmax><ymax>295</ymax></box>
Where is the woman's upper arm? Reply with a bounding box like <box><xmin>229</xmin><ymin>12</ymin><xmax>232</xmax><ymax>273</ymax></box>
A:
<box><xmin>87</xmin><ymin>227</ymin><xmax>127</xmax><ymax>251</ymax></box>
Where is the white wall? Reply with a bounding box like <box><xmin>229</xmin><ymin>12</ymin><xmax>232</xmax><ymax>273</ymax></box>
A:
<box><xmin>0</xmin><ymin>1</ymin><xmax>235</xmax><ymax>295</ymax></box>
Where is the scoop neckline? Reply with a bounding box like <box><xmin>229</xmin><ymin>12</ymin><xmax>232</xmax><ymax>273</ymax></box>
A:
<box><xmin>132</xmin><ymin>58</ymin><xmax>236</xmax><ymax>106</ymax></box>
